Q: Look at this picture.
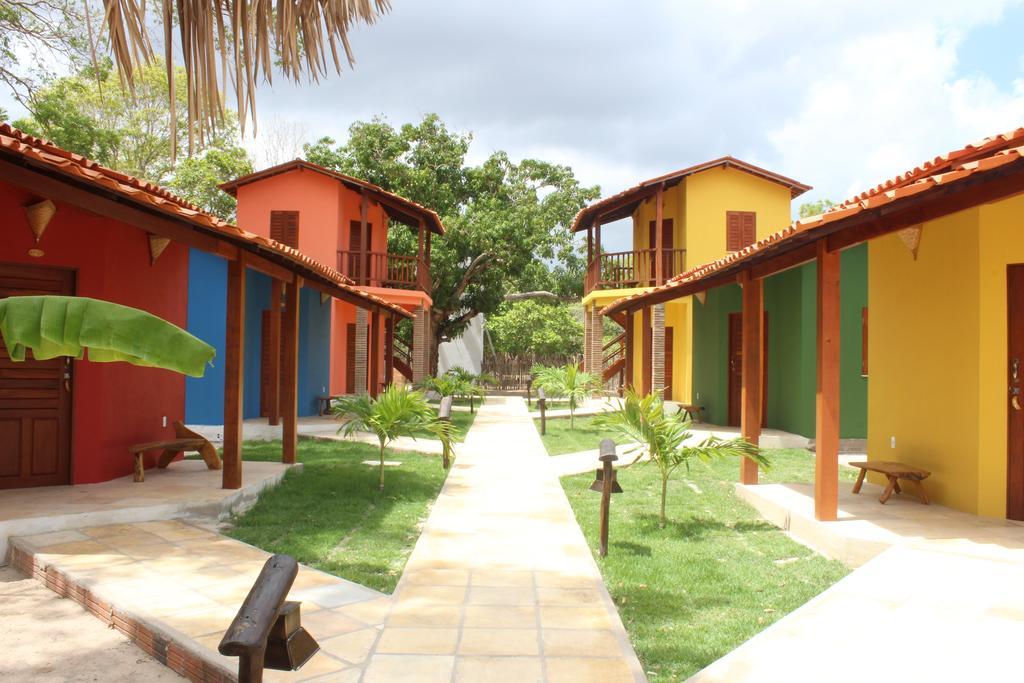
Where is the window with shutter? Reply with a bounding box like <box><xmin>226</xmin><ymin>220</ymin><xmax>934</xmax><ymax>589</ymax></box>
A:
<box><xmin>726</xmin><ymin>211</ymin><xmax>756</xmax><ymax>252</ymax></box>
<box><xmin>270</xmin><ymin>211</ymin><xmax>299</xmax><ymax>248</ymax></box>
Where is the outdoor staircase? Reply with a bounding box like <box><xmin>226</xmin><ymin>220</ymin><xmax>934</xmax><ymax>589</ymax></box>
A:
<box><xmin>393</xmin><ymin>336</ymin><xmax>414</xmax><ymax>381</ymax></box>
<box><xmin>602</xmin><ymin>332</ymin><xmax>626</xmax><ymax>393</ymax></box>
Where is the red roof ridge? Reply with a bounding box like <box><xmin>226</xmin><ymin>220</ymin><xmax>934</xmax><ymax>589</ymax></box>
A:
<box><xmin>218</xmin><ymin>158</ymin><xmax>445</xmax><ymax>235</ymax></box>
<box><xmin>0</xmin><ymin>123</ymin><xmax>414</xmax><ymax>319</ymax></box>
<box><xmin>601</xmin><ymin>124</ymin><xmax>1024</xmax><ymax>316</ymax></box>
<box><xmin>572</xmin><ymin>156</ymin><xmax>812</xmax><ymax>232</ymax></box>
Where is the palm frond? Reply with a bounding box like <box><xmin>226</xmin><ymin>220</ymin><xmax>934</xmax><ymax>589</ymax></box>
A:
<box><xmin>98</xmin><ymin>0</ymin><xmax>391</xmax><ymax>158</ymax></box>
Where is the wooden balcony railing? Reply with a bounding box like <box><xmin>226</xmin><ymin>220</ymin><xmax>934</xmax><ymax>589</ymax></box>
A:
<box><xmin>337</xmin><ymin>250</ymin><xmax>430</xmax><ymax>291</ymax></box>
<box><xmin>585</xmin><ymin>248</ymin><xmax>686</xmax><ymax>293</ymax></box>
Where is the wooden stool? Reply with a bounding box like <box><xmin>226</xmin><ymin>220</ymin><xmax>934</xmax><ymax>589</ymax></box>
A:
<box><xmin>850</xmin><ymin>461</ymin><xmax>931</xmax><ymax>504</ymax></box>
<box><xmin>129</xmin><ymin>421</ymin><xmax>220</xmax><ymax>482</ymax></box>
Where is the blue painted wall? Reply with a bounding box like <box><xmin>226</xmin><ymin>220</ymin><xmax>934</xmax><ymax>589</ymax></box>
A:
<box><xmin>243</xmin><ymin>270</ymin><xmax>272</xmax><ymax>419</ymax></box>
<box><xmin>185</xmin><ymin>249</ymin><xmax>227</xmax><ymax>424</ymax></box>
<box><xmin>299</xmin><ymin>289</ymin><xmax>332</xmax><ymax>417</ymax></box>
<box><xmin>186</xmin><ymin>249</ymin><xmax>331</xmax><ymax>422</ymax></box>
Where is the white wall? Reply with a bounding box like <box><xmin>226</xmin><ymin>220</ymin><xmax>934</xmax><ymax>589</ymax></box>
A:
<box><xmin>438</xmin><ymin>313</ymin><xmax>484</xmax><ymax>375</ymax></box>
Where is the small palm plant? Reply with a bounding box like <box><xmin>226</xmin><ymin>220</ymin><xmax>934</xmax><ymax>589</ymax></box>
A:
<box><xmin>533</xmin><ymin>363</ymin><xmax>598</xmax><ymax>429</ymax></box>
<box><xmin>596</xmin><ymin>389</ymin><xmax>769</xmax><ymax>528</ymax></box>
<box><xmin>333</xmin><ymin>386</ymin><xmax>454</xmax><ymax>491</ymax></box>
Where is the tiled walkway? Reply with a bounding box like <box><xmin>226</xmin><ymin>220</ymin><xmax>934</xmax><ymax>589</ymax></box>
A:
<box><xmin>360</xmin><ymin>395</ymin><xmax>645</xmax><ymax>682</ymax></box>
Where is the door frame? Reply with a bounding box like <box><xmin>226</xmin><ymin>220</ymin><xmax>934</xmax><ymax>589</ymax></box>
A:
<box><xmin>1007</xmin><ymin>265</ymin><xmax>1024</xmax><ymax>520</ymax></box>
<box><xmin>727</xmin><ymin>311</ymin><xmax>768</xmax><ymax>428</ymax></box>
<box><xmin>0</xmin><ymin>262</ymin><xmax>75</xmax><ymax>489</ymax></box>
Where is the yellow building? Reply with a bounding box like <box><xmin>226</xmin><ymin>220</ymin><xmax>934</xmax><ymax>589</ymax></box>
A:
<box><xmin>604</xmin><ymin>127</ymin><xmax>1024</xmax><ymax>521</ymax></box>
<box><xmin>573</xmin><ymin>157</ymin><xmax>809</xmax><ymax>403</ymax></box>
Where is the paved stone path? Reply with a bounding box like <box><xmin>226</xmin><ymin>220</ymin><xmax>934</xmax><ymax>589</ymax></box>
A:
<box><xmin>361</xmin><ymin>395</ymin><xmax>645</xmax><ymax>682</ymax></box>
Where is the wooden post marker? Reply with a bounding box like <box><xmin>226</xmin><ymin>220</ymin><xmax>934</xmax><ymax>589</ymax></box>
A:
<box><xmin>538</xmin><ymin>387</ymin><xmax>547</xmax><ymax>435</ymax></box>
<box><xmin>591</xmin><ymin>439</ymin><xmax>620</xmax><ymax>558</ymax></box>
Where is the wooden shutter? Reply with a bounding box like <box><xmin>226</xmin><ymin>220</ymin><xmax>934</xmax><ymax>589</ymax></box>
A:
<box><xmin>270</xmin><ymin>211</ymin><xmax>299</xmax><ymax>248</ymax></box>
<box><xmin>726</xmin><ymin>211</ymin><xmax>756</xmax><ymax>252</ymax></box>
<box><xmin>345</xmin><ymin>323</ymin><xmax>357</xmax><ymax>394</ymax></box>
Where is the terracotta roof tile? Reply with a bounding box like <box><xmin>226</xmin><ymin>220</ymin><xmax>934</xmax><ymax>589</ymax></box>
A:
<box><xmin>602</xmin><ymin>125</ymin><xmax>1024</xmax><ymax>316</ymax></box>
<box><xmin>0</xmin><ymin>124</ymin><xmax>412</xmax><ymax>319</ymax></box>
<box><xmin>571</xmin><ymin>156</ymin><xmax>811</xmax><ymax>233</ymax></box>
<box><xmin>219</xmin><ymin>160</ymin><xmax>445</xmax><ymax>235</ymax></box>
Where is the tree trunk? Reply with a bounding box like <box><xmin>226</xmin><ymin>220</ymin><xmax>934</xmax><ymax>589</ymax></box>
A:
<box><xmin>659</xmin><ymin>475</ymin><xmax>668</xmax><ymax>528</ymax></box>
<box><xmin>379</xmin><ymin>441</ymin><xmax>386</xmax><ymax>491</ymax></box>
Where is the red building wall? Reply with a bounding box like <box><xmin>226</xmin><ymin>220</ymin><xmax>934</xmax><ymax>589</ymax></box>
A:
<box><xmin>1</xmin><ymin>180</ymin><xmax>190</xmax><ymax>484</ymax></box>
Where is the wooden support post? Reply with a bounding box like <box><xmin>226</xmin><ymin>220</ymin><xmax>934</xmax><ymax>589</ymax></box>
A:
<box><xmin>281</xmin><ymin>279</ymin><xmax>300</xmax><ymax>465</ymax></box>
<box><xmin>815</xmin><ymin>242</ymin><xmax>841</xmax><ymax>521</ymax></box>
<box><xmin>417</xmin><ymin>218</ymin><xmax>427</xmax><ymax>291</ymax></box>
<box><xmin>655</xmin><ymin>184</ymin><xmax>665</xmax><ymax>284</ymax></box>
<box><xmin>223</xmin><ymin>257</ymin><xmax>246</xmax><ymax>490</ymax></box>
<box><xmin>360</xmin><ymin>189</ymin><xmax>370</xmax><ymax>285</ymax></box>
<box><xmin>598</xmin><ymin>439</ymin><xmax>618</xmax><ymax>558</ymax></box>
<box><xmin>587</xmin><ymin>226</ymin><xmax>594</xmax><ymax>264</ymax></box>
<box><xmin>740</xmin><ymin>273</ymin><xmax>763</xmax><ymax>485</ymax></box>
<box><xmin>384</xmin><ymin>313</ymin><xmax>395</xmax><ymax>388</ymax></box>
<box><xmin>268</xmin><ymin>280</ymin><xmax>282</xmax><ymax>426</ymax></box>
<box><xmin>642</xmin><ymin>306</ymin><xmax>652</xmax><ymax>395</ymax></box>
<box><xmin>369</xmin><ymin>308</ymin><xmax>381</xmax><ymax>397</ymax></box>
<box><xmin>624</xmin><ymin>311</ymin><xmax>635</xmax><ymax>390</ymax></box>
<box><xmin>538</xmin><ymin>388</ymin><xmax>547</xmax><ymax>435</ymax></box>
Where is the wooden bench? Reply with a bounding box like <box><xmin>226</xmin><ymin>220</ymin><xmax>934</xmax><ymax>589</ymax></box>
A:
<box><xmin>128</xmin><ymin>421</ymin><xmax>221</xmax><ymax>482</ymax></box>
<box><xmin>317</xmin><ymin>395</ymin><xmax>343</xmax><ymax>416</ymax></box>
<box><xmin>850</xmin><ymin>460</ymin><xmax>931</xmax><ymax>505</ymax></box>
<box><xmin>675</xmin><ymin>404</ymin><xmax>705</xmax><ymax>422</ymax></box>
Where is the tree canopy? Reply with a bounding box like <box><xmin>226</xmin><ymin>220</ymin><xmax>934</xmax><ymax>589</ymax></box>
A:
<box><xmin>14</xmin><ymin>59</ymin><xmax>253</xmax><ymax>220</ymax></box>
<box><xmin>486</xmin><ymin>301</ymin><xmax>583</xmax><ymax>357</ymax></box>
<box><xmin>305</xmin><ymin>114</ymin><xmax>599</xmax><ymax>368</ymax></box>
<box><xmin>799</xmin><ymin>198</ymin><xmax>836</xmax><ymax>218</ymax></box>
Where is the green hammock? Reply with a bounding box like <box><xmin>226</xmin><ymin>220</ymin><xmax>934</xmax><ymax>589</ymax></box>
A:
<box><xmin>0</xmin><ymin>295</ymin><xmax>215</xmax><ymax>378</ymax></box>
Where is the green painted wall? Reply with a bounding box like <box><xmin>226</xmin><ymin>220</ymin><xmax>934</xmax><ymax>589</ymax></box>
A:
<box><xmin>691</xmin><ymin>243</ymin><xmax>868</xmax><ymax>438</ymax></box>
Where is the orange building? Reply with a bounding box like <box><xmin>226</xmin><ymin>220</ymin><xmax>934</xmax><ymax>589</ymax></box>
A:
<box><xmin>220</xmin><ymin>161</ymin><xmax>443</xmax><ymax>397</ymax></box>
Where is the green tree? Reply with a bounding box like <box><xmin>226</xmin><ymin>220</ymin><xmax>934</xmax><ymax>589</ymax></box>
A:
<box><xmin>332</xmin><ymin>386</ymin><xmax>454</xmax><ymax>491</ymax></box>
<box><xmin>596</xmin><ymin>389</ymin><xmax>768</xmax><ymax>528</ymax></box>
<box><xmin>486</xmin><ymin>300</ymin><xmax>583</xmax><ymax>357</ymax></box>
<box><xmin>799</xmin><ymin>198</ymin><xmax>836</xmax><ymax>218</ymax></box>
<box><xmin>305</xmin><ymin>114</ymin><xmax>599</xmax><ymax>371</ymax></box>
<box><xmin>169</xmin><ymin>146</ymin><xmax>254</xmax><ymax>221</ymax></box>
<box><xmin>0</xmin><ymin>0</ymin><xmax>87</xmax><ymax>104</ymax></box>
<box><xmin>533</xmin><ymin>364</ymin><xmax>599</xmax><ymax>429</ymax></box>
<box><xmin>14</xmin><ymin>59</ymin><xmax>253</xmax><ymax>220</ymax></box>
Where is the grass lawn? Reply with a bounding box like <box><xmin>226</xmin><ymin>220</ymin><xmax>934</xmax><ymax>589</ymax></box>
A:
<box><xmin>535</xmin><ymin>414</ymin><xmax>623</xmax><ymax>455</ymax></box>
<box><xmin>561</xmin><ymin>448</ymin><xmax>853</xmax><ymax>680</ymax></box>
<box><xmin>226</xmin><ymin>439</ymin><xmax>447</xmax><ymax>593</ymax></box>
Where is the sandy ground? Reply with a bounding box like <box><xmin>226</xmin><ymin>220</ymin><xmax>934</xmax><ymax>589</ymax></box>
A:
<box><xmin>0</xmin><ymin>567</ymin><xmax>183</xmax><ymax>682</ymax></box>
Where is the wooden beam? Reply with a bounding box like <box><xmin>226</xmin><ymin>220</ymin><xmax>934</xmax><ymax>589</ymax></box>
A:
<box><xmin>595</xmin><ymin>220</ymin><xmax>602</xmax><ymax>258</ymax></box>
<box><xmin>360</xmin><ymin>189</ymin><xmax>370</xmax><ymax>286</ymax></box>
<box><xmin>369</xmin><ymin>308</ymin><xmax>382</xmax><ymax>397</ymax></box>
<box><xmin>624</xmin><ymin>310</ymin><xmax>634</xmax><ymax>390</ymax></box>
<box><xmin>655</xmin><ymin>184</ymin><xmax>664</xmax><ymax>284</ymax></box>
<box><xmin>281</xmin><ymin>279</ymin><xmax>301</xmax><ymax>465</ymax></box>
<box><xmin>642</xmin><ymin>306</ymin><xmax>652</xmax><ymax>395</ymax></box>
<box><xmin>222</xmin><ymin>256</ymin><xmax>246</xmax><ymax>489</ymax></box>
<box><xmin>0</xmin><ymin>157</ymin><xmax>239</xmax><ymax>261</ymax></box>
<box><xmin>815</xmin><ymin>242</ymin><xmax>841</xmax><ymax>521</ymax></box>
<box><xmin>740</xmin><ymin>273</ymin><xmax>763</xmax><ymax>485</ymax></box>
<box><xmin>587</xmin><ymin>226</ymin><xmax>594</xmax><ymax>264</ymax></box>
<box><xmin>268</xmin><ymin>280</ymin><xmax>282</xmax><ymax>426</ymax></box>
<box><xmin>245</xmin><ymin>251</ymin><xmax>296</xmax><ymax>284</ymax></box>
<box><xmin>384</xmin><ymin>313</ymin><xmax>395</xmax><ymax>388</ymax></box>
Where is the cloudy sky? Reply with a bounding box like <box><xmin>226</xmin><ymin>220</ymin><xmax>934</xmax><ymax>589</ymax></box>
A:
<box><xmin>5</xmin><ymin>0</ymin><xmax>1024</xmax><ymax>246</ymax></box>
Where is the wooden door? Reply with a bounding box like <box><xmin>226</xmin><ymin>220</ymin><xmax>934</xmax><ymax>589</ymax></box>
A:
<box><xmin>259</xmin><ymin>310</ymin><xmax>284</xmax><ymax>418</ymax></box>
<box><xmin>648</xmin><ymin>219</ymin><xmax>675</xmax><ymax>285</ymax></box>
<box><xmin>664</xmin><ymin>327</ymin><xmax>673</xmax><ymax>400</ymax></box>
<box><xmin>727</xmin><ymin>312</ymin><xmax>768</xmax><ymax>428</ymax></box>
<box><xmin>348</xmin><ymin>220</ymin><xmax>372</xmax><ymax>284</ymax></box>
<box><xmin>0</xmin><ymin>264</ymin><xmax>74</xmax><ymax>489</ymax></box>
<box><xmin>1007</xmin><ymin>265</ymin><xmax>1024</xmax><ymax>520</ymax></box>
<box><xmin>345</xmin><ymin>323</ymin><xmax>357</xmax><ymax>394</ymax></box>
